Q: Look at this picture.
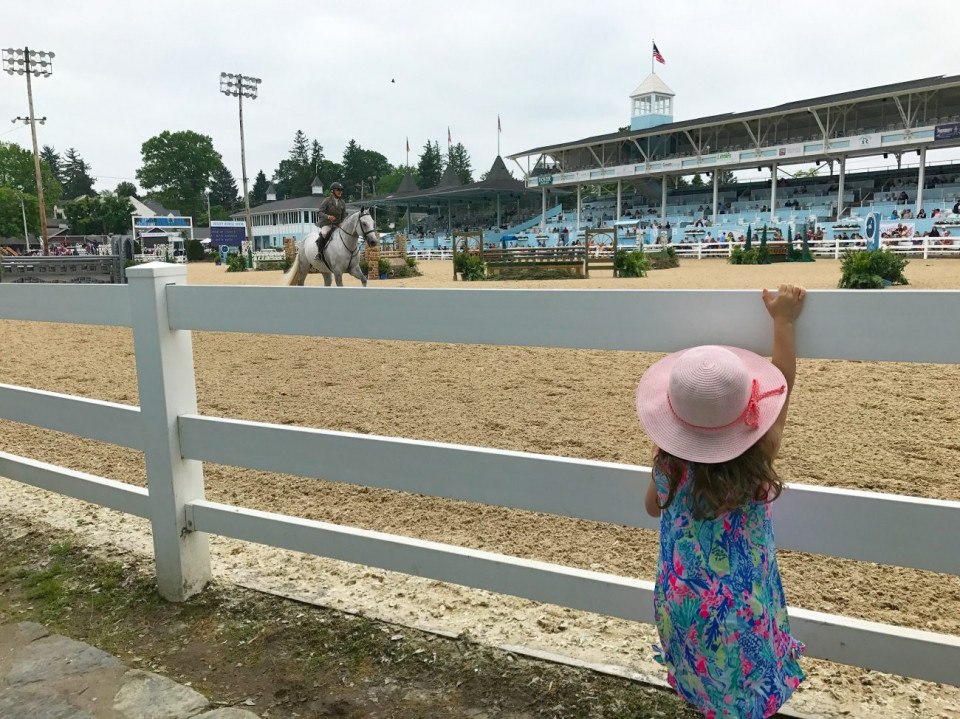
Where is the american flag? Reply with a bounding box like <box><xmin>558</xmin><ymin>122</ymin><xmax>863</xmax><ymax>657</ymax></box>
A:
<box><xmin>653</xmin><ymin>42</ymin><xmax>665</xmax><ymax>65</ymax></box>
<box><xmin>405</xmin><ymin>137</ymin><xmax>409</xmax><ymax>153</ymax></box>
<box><xmin>447</xmin><ymin>126</ymin><xmax>452</xmax><ymax>145</ymax></box>
<box><xmin>498</xmin><ymin>115</ymin><xmax>501</xmax><ymax>133</ymax></box>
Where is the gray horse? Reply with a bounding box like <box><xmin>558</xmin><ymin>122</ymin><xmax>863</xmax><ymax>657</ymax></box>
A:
<box><xmin>284</xmin><ymin>208</ymin><xmax>379</xmax><ymax>287</ymax></box>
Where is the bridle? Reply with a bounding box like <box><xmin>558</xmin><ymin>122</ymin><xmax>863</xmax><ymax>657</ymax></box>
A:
<box><xmin>336</xmin><ymin>211</ymin><xmax>379</xmax><ymax>257</ymax></box>
<box><xmin>318</xmin><ymin>210</ymin><xmax>379</xmax><ymax>269</ymax></box>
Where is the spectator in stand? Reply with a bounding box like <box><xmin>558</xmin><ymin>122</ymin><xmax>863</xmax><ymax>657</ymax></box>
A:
<box><xmin>898</xmin><ymin>191</ymin><xmax>909</xmax><ymax>204</ymax></box>
<box><xmin>890</xmin><ymin>209</ymin><xmax>899</xmax><ymax>220</ymax></box>
<box><xmin>917</xmin><ymin>208</ymin><xmax>927</xmax><ymax>219</ymax></box>
<box><xmin>952</xmin><ymin>199</ymin><xmax>960</xmax><ymax>215</ymax></box>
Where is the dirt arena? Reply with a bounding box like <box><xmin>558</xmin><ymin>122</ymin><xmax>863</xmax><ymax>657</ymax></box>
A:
<box><xmin>2</xmin><ymin>257</ymin><xmax>959</xmax><ymax>717</ymax></box>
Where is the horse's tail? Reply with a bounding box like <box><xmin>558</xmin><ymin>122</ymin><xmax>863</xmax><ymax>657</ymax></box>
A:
<box><xmin>283</xmin><ymin>243</ymin><xmax>307</xmax><ymax>286</ymax></box>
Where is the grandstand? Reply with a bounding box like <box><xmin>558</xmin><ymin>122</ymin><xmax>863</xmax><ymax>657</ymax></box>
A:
<box><xmin>500</xmin><ymin>72</ymin><xmax>960</xmax><ymax>251</ymax></box>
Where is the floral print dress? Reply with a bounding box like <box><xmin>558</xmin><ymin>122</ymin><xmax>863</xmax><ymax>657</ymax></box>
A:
<box><xmin>653</xmin><ymin>463</ymin><xmax>805</xmax><ymax>718</ymax></box>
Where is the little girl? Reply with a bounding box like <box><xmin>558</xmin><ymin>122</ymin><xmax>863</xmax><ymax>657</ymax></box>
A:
<box><xmin>636</xmin><ymin>284</ymin><xmax>807</xmax><ymax>719</ymax></box>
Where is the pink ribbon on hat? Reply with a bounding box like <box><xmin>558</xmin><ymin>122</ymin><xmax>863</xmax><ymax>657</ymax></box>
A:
<box><xmin>668</xmin><ymin>379</ymin><xmax>786</xmax><ymax>432</ymax></box>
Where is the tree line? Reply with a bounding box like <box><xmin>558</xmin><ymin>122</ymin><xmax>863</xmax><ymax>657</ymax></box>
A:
<box><xmin>0</xmin><ymin>131</ymin><xmax>477</xmax><ymax>239</ymax></box>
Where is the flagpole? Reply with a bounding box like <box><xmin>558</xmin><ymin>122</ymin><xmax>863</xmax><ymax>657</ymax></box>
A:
<box><xmin>497</xmin><ymin>116</ymin><xmax>500</xmax><ymax>157</ymax></box>
<box><xmin>651</xmin><ymin>39</ymin><xmax>654</xmax><ymax>74</ymax></box>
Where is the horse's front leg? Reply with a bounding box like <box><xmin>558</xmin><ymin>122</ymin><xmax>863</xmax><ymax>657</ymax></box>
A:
<box><xmin>333</xmin><ymin>273</ymin><xmax>345</xmax><ymax>287</ymax></box>
<box><xmin>321</xmin><ymin>272</ymin><xmax>333</xmax><ymax>286</ymax></box>
<box><xmin>348</xmin><ymin>260</ymin><xmax>368</xmax><ymax>287</ymax></box>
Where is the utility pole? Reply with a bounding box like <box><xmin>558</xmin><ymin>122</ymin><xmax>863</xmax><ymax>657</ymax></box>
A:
<box><xmin>219</xmin><ymin>72</ymin><xmax>260</xmax><ymax>256</ymax></box>
<box><xmin>3</xmin><ymin>47</ymin><xmax>54</xmax><ymax>255</ymax></box>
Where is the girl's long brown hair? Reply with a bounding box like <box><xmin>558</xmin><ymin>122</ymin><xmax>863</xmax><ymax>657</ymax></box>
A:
<box><xmin>654</xmin><ymin>441</ymin><xmax>782</xmax><ymax>520</ymax></box>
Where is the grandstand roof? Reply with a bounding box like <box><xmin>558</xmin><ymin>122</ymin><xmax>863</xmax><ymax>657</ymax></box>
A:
<box><xmin>374</xmin><ymin>156</ymin><xmax>551</xmax><ymax>207</ymax></box>
<box><xmin>510</xmin><ymin>74</ymin><xmax>960</xmax><ymax>158</ymax></box>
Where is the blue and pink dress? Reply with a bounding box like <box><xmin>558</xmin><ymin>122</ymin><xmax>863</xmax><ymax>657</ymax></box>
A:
<box><xmin>653</xmin><ymin>463</ymin><xmax>805</xmax><ymax>718</ymax></box>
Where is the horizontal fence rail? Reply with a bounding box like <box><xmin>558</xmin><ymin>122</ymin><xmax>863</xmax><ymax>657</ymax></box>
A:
<box><xmin>168</xmin><ymin>286</ymin><xmax>960</xmax><ymax>364</ymax></box>
<box><xmin>0</xmin><ymin>385</ymin><xmax>143</xmax><ymax>450</ymax></box>
<box><xmin>179</xmin><ymin>414</ymin><xmax>960</xmax><ymax>576</ymax></box>
<box><xmin>2</xmin><ymin>265</ymin><xmax>960</xmax><ymax>687</ymax></box>
<box><xmin>185</xmin><ymin>498</ymin><xmax>960</xmax><ymax>687</ymax></box>
<box><xmin>0</xmin><ymin>452</ymin><xmax>149</xmax><ymax>518</ymax></box>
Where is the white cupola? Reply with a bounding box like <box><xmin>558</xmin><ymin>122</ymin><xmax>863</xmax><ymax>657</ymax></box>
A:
<box><xmin>266</xmin><ymin>183</ymin><xmax>277</xmax><ymax>202</ymax></box>
<box><xmin>629</xmin><ymin>72</ymin><xmax>675</xmax><ymax>131</ymax></box>
<box><xmin>311</xmin><ymin>176</ymin><xmax>323</xmax><ymax>195</ymax></box>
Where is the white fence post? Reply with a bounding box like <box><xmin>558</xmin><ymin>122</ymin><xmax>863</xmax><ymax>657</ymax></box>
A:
<box><xmin>126</xmin><ymin>261</ymin><xmax>211</xmax><ymax>601</ymax></box>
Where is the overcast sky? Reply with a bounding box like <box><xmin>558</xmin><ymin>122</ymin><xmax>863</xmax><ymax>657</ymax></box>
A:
<box><xmin>3</xmin><ymin>0</ymin><xmax>958</xmax><ymax>193</ymax></box>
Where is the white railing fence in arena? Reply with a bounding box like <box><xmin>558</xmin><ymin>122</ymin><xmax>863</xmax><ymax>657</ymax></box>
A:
<box><xmin>0</xmin><ymin>262</ymin><xmax>958</xmax><ymax>687</ymax></box>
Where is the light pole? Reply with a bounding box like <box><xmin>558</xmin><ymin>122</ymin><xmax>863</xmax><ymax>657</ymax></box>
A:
<box><xmin>219</xmin><ymin>72</ymin><xmax>260</xmax><ymax>256</ymax></box>
<box><xmin>3</xmin><ymin>47</ymin><xmax>54</xmax><ymax>255</ymax></box>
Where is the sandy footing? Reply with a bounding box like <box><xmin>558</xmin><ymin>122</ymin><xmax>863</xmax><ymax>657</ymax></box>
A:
<box><xmin>1</xmin><ymin>258</ymin><xmax>958</xmax><ymax>718</ymax></box>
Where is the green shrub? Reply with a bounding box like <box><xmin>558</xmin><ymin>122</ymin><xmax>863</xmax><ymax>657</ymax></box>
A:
<box><xmin>648</xmin><ymin>245</ymin><xmax>679</xmax><ymax>269</ymax></box>
<box><xmin>377</xmin><ymin>257</ymin><xmax>392</xmax><ymax>276</ymax></box>
<box><xmin>729</xmin><ymin>246</ymin><xmax>760</xmax><ymax>265</ymax></box>
<box><xmin>359</xmin><ymin>258</ymin><xmax>369</xmax><ymax>274</ymax></box>
<box><xmin>405</xmin><ymin>256</ymin><xmax>417</xmax><ymax>268</ymax></box>
<box><xmin>838</xmin><ymin>249</ymin><xmax>908</xmax><ymax>289</ymax></box>
<box><xmin>460</xmin><ymin>253</ymin><xmax>486</xmax><ymax>281</ymax></box>
<box><xmin>391</xmin><ymin>262</ymin><xmax>421</xmax><ymax>278</ymax></box>
<box><xmin>226</xmin><ymin>253</ymin><xmax>247</xmax><ymax>272</ymax></box>
<box><xmin>613</xmin><ymin>249</ymin><xmax>649</xmax><ymax>277</ymax></box>
<box><xmin>185</xmin><ymin>239</ymin><xmax>205</xmax><ymax>262</ymax></box>
<box><xmin>453</xmin><ymin>251</ymin><xmax>469</xmax><ymax>274</ymax></box>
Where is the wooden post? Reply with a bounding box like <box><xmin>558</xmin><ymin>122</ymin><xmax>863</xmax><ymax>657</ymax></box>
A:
<box><xmin>125</xmin><ymin>262</ymin><xmax>211</xmax><ymax>601</ymax></box>
<box><xmin>366</xmin><ymin>243</ymin><xmax>380</xmax><ymax>281</ymax></box>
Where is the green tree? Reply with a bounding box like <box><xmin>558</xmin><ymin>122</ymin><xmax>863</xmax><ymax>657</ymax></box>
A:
<box><xmin>114</xmin><ymin>181</ymin><xmax>138</xmax><ymax>198</ymax></box>
<box><xmin>273</xmin><ymin>130</ymin><xmax>314</xmax><ymax>199</ymax></box>
<box><xmin>377</xmin><ymin>165</ymin><xmax>420</xmax><ymax>195</ymax></box>
<box><xmin>136</xmin><ymin>130</ymin><xmax>223</xmax><ymax>218</ymax></box>
<box><xmin>64</xmin><ymin>192</ymin><xmax>133</xmax><ymax>235</ymax></box>
<box><xmin>208</xmin><ymin>162</ymin><xmax>239</xmax><ymax>210</ymax></box>
<box><xmin>251</xmin><ymin>170</ymin><xmax>269</xmax><ymax>205</ymax></box>
<box><xmin>670</xmin><ymin>175</ymin><xmax>689</xmax><ymax>190</ymax></box>
<box><xmin>60</xmin><ymin>147</ymin><xmax>96</xmax><ymax>200</ymax></box>
<box><xmin>40</xmin><ymin>145</ymin><xmax>61</xmax><ymax>185</ymax></box>
<box><xmin>0</xmin><ymin>141</ymin><xmax>61</xmax><ymax>204</ymax></box>
<box><xmin>341</xmin><ymin>140</ymin><xmax>392</xmax><ymax>201</ymax></box>
<box><xmin>691</xmin><ymin>174</ymin><xmax>704</xmax><ymax>188</ymax></box>
<box><xmin>446</xmin><ymin>142</ymin><xmax>473</xmax><ymax>184</ymax></box>
<box><xmin>417</xmin><ymin>140</ymin><xmax>443</xmax><ymax>189</ymax></box>
<box><xmin>0</xmin><ymin>186</ymin><xmax>38</xmax><ymax>238</ymax></box>
<box><xmin>716</xmin><ymin>169</ymin><xmax>737</xmax><ymax>185</ymax></box>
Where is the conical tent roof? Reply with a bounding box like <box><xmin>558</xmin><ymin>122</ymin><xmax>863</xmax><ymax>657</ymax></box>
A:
<box><xmin>438</xmin><ymin>163</ymin><xmax>463</xmax><ymax>189</ymax></box>
<box><xmin>484</xmin><ymin>155</ymin><xmax>516</xmax><ymax>183</ymax></box>
<box><xmin>395</xmin><ymin>173</ymin><xmax>420</xmax><ymax>194</ymax></box>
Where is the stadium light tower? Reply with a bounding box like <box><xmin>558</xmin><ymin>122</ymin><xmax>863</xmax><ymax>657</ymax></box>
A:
<box><xmin>219</xmin><ymin>72</ymin><xmax>261</xmax><ymax>254</ymax></box>
<box><xmin>3</xmin><ymin>47</ymin><xmax>54</xmax><ymax>255</ymax></box>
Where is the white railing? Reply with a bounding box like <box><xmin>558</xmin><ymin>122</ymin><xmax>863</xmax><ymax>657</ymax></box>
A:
<box><xmin>0</xmin><ymin>263</ymin><xmax>958</xmax><ymax>687</ymax></box>
<box><xmin>660</xmin><ymin>237</ymin><xmax>960</xmax><ymax>260</ymax></box>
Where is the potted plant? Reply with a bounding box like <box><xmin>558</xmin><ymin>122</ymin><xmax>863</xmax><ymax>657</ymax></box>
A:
<box><xmin>378</xmin><ymin>256</ymin><xmax>391</xmax><ymax>279</ymax></box>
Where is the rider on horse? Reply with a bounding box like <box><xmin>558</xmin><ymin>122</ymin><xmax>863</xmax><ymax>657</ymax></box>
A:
<box><xmin>316</xmin><ymin>181</ymin><xmax>346</xmax><ymax>262</ymax></box>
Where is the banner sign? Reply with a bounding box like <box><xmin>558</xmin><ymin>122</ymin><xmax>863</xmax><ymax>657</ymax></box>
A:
<box><xmin>210</xmin><ymin>225</ymin><xmax>246</xmax><ymax>247</ymax></box>
<box><xmin>537</xmin><ymin>175</ymin><xmax>554</xmax><ymax>186</ymax></box>
<box><xmin>134</xmin><ymin>216</ymin><xmax>191</xmax><ymax>228</ymax></box>
<box><xmin>865</xmin><ymin>212</ymin><xmax>881</xmax><ymax>251</ymax></box>
<box><xmin>211</xmin><ymin>220</ymin><xmax>246</xmax><ymax>227</ymax></box>
<box><xmin>776</xmin><ymin>143</ymin><xmax>804</xmax><ymax>159</ymax></box>
<box><xmin>934</xmin><ymin>122</ymin><xmax>960</xmax><ymax>141</ymax></box>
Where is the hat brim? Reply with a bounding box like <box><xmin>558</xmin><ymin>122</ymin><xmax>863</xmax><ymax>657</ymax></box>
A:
<box><xmin>636</xmin><ymin>346</ymin><xmax>787</xmax><ymax>464</ymax></box>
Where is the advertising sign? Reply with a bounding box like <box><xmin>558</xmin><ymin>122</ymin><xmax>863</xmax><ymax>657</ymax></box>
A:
<box><xmin>934</xmin><ymin>122</ymin><xmax>960</xmax><ymax>142</ymax></box>
<box><xmin>865</xmin><ymin>212</ymin><xmax>881</xmax><ymax>252</ymax></box>
<box><xmin>134</xmin><ymin>216</ymin><xmax>191</xmax><ymax>228</ymax></box>
<box><xmin>536</xmin><ymin>175</ymin><xmax>554</xmax><ymax>186</ymax></box>
<box><xmin>210</xmin><ymin>224</ymin><xmax>246</xmax><ymax>248</ymax></box>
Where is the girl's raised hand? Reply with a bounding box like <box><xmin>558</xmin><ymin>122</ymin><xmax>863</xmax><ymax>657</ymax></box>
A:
<box><xmin>762</xmin><ymin>284</ymin><xmax>806</xmax><ymax>323</ymax></box>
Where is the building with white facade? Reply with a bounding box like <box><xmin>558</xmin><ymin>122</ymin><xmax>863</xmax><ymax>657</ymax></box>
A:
<box><xmin>231</xmin><ymin>176</ymin><xmax>328</xmax><ymax>249</ymax></box>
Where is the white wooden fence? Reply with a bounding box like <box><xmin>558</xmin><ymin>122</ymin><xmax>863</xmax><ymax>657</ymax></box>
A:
<box><xmin>0</xmin><ymin>262</ymin><xmax>958</xmax><ymax>687</ymax></box>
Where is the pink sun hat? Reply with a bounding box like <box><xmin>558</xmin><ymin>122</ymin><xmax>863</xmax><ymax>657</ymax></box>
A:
<box><xmin>635</xmin><ymin>345</ymin><xmax>787</xmax><ymax>464</ymax></box>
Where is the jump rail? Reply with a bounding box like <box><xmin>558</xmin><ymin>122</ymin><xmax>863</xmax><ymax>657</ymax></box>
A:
<box><xmin>0</xmin><ymin>262</ymin><xmax>958</xmax><ymax>687</ymax></box>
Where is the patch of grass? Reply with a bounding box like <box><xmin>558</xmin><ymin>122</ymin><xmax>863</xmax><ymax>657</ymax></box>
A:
<box><xmin>0</xmin><ymin>525</ymin><xmax>702</xmax><ymax>719</ymax></box>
